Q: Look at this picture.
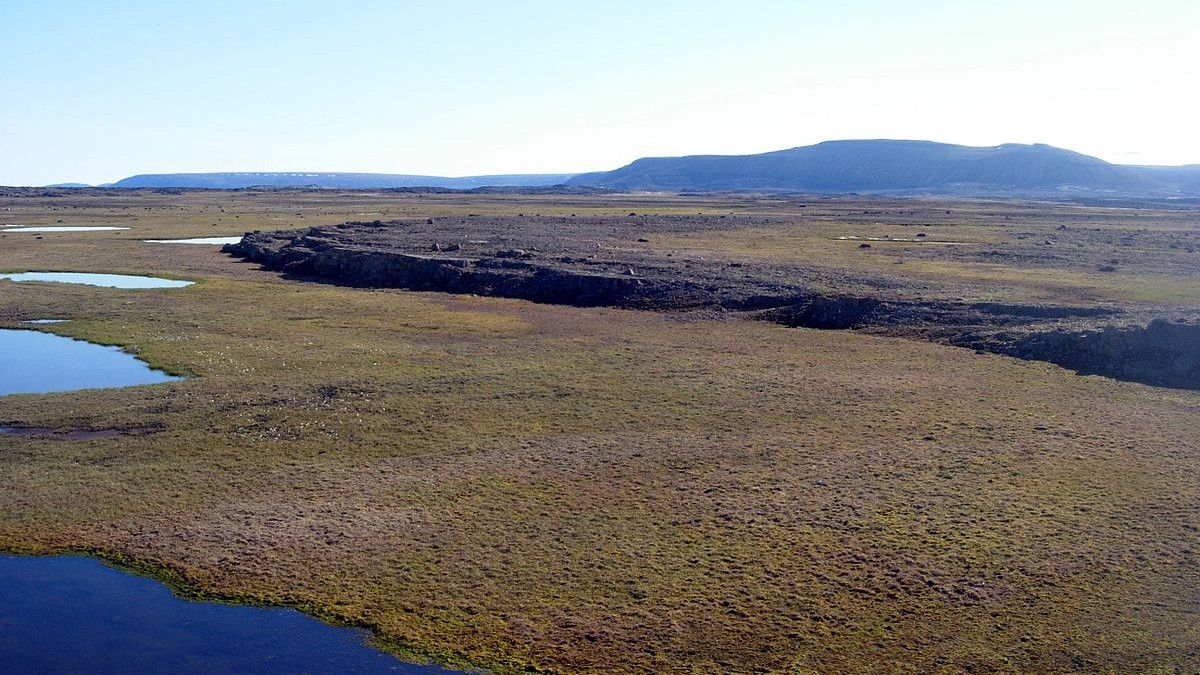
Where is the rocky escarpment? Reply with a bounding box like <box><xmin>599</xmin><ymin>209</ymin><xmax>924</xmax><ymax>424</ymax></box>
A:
<box><xmin>226</xmin><ymin>217</ymin><xmax>1200</xmax><ymax>390</ymax></box>
<box><xmin>756</xmin><ymin>297</ymin><xmax>1200</xmax><ymax>390</ymax></box>
<box><xmin>959</xmin><ymin>320</ymin><xmax>1200</xmax><ymax>390</ymax></box>
<box><xmin>228</xmin><ymin>230</ymin><xmax>714</xmax><ymax>311</ymax></box>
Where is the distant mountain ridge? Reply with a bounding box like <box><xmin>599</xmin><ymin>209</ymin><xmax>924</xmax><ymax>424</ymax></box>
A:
<box><xmin>74</xmin><ymin>141</ymin><xmax>1200</xmax><ymax>196</ymax></box>
<box><xmin>567</xmin><ymin>140</ymin><xmax>1200</xmax><ymax>196</ymax></box>
<box><xmin>107</xmin><ymin>172</ymin><xmax>578</xmax><ymax>189</ymax></box>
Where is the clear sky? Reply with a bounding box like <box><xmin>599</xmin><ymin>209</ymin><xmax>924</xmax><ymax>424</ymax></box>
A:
<box><xmin>2</xmin><ymin>0</ymin><xmax>1198</xmax><ymax>185</ymax></box>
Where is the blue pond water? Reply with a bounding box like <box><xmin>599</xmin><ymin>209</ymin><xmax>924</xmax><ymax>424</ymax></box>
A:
<box><xmin>1</xmin><ymin>226</ymin><xmax>129</xmax><ymax>232</ymax></box>
<box><xmin>144</xmin><ymin>236</ymin><xmax>243</xmax><ymax>245</ymax></box>
<box><xmin>0</xmin><ymin>555</ymin><xmax>460</xmax><ymax>675</ymax></box>
<box><xmin>0</xmin><ymin>332</ymin><xmax>467</xmax><ymax>672</ymax></box>
<box><xmin>0</xmin><ymin>272</ymin><xmax>192</xmax><ymax>289</ymax></box>
<box><xmin>0</xmin><ymin>329</ymin><xmax>182</xmax><ymax>395</ymax></box>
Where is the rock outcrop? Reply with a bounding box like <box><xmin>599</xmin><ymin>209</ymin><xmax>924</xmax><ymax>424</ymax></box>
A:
<box><xmin>962</xmin><ymin>320</ymin><xmax>1200</xmax><ymax>390</ymax></box>
<box><xmin>226</xmin><ymin>217</ymin><xmax>1200</xmax><ymax>390</ymax></box>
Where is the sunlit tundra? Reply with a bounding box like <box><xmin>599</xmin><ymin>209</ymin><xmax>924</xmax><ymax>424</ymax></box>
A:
<box><xmin>3</xmin><ymin>1</ymin><xmax>1198</xmax><ymax>673</ymax></box>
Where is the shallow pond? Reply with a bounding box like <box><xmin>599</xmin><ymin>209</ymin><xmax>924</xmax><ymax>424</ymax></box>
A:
<box><xmin>0</xmin><ymin>272</ymin><xmax>193</xmax><ymax>288</ymax></box>
<box><xmin>0</xmin><ymin>329</ymin><xmax>181</xmax><ymax>395</ymax></box>
<box><xmin>144</xmin><ymin>236</ymin><xmax>244</xmax><ymax>245</ymax></box>
<box><xmin>0</xmin><ymin>555</ymin><xmax>461</xmax><ymax>675</ymax></box>
<box><xmin>1</xmin><ymin>226</ymin><xmax>130</xmax><ymax>232</ymax></box>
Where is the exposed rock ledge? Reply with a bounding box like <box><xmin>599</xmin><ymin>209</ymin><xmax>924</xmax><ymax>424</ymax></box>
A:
<box><xmin>226</xmin><ymin>218</ymin><xmax>1199</xmax><ymax>391</ymax></box>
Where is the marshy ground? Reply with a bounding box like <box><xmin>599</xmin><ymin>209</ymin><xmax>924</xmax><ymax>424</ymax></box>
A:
<box><xmin>1</xmin><ymin>188</ymin><xmax>1198</xmax><ymax>673</ymax></box>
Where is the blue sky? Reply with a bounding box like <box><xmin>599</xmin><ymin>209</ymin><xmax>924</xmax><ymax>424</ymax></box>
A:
<box><xmin>2</xmin><ymin>0</ymin><xmax>1198</xmax><ymax>185</ymax></box>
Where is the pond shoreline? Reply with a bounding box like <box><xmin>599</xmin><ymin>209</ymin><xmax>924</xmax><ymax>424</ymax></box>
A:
<box><xmin>0</xmin><ymin>328</ymin><xmax>185</xmax><ymax>396</ymax></box>
<box><xmin>0</xmin><ymin>548</ymin><xmax>481</xmax><ymax>675</ymax></box>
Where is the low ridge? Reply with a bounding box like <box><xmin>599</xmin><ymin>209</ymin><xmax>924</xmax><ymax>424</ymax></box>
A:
<box><xmin>108</xmin><ymin>172</ymin><xmax>578</xmax><ymax>190</ymax></box>
<box><xmin>568</xmin><ymin>140</ymin><xmax>1200</xmax><ymax>196</ymax></box>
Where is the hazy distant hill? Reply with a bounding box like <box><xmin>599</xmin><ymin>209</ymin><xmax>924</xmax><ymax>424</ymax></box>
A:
<box><xmin>43</xmin><ymin>182</ymin><xmax>91</xmax><ymax>188</ymax></box>
<box><xmin>92</xmin><ymin>142</ymin><xmax>1200</xmax><ymax>196</ymax></box>
<box><xmin>1133</xmin><ymin>165</ymin><xmax>1200</xmax><ymax>194</ymax></box>
<box><xmin>567</xmin><ymin>140</ymin><xmax>1200</xmax><ymax>196</ymax></box>
<box><xmin>108</xmin><ymin>172</ymin><xmax>578</xmax><ymax>189</ymax></box>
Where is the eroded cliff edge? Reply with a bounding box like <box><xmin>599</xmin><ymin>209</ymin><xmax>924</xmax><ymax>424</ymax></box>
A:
<box><xmin>226</xmin><ymin>215</ymin><xmax>1200</xmax><ymax>390</ymax></box>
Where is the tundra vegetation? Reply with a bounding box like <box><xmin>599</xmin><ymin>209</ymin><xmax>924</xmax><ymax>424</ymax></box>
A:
<box><xmin>1</xmin><ymin>188</ymin><xmax>1197</xmax><ymax>674</ymax></box>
